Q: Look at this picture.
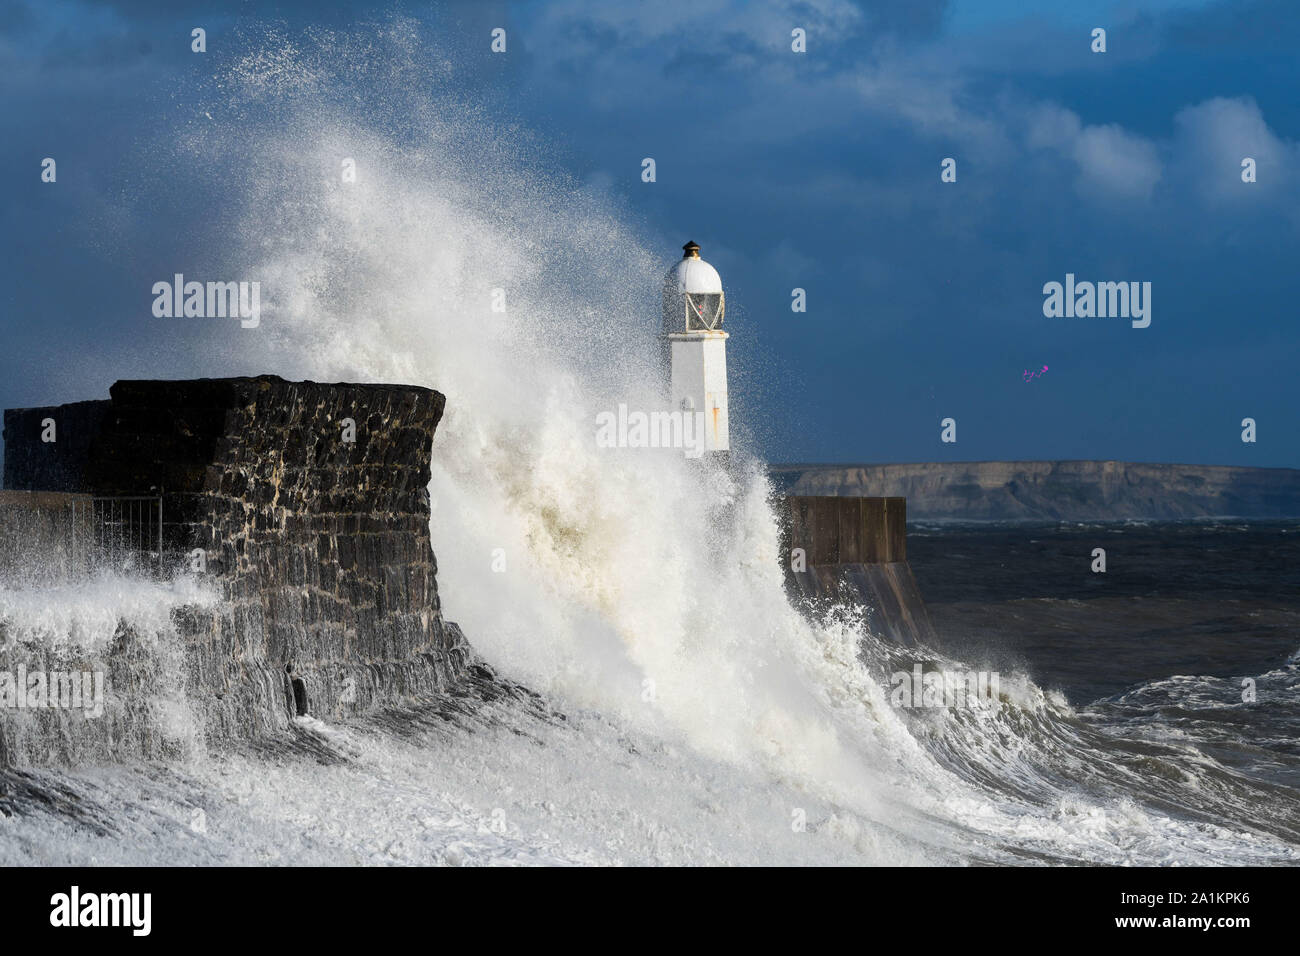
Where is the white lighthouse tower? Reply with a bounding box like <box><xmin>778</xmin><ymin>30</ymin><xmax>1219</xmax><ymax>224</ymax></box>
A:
<box><xmin>663</xmin><ymin>241</ymin><xmax>729</xmax><ymax>454</ymax></box>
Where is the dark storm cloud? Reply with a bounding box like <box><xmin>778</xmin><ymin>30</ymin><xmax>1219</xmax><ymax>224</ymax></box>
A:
<box><xmin>0</xmin><ymin>0</ymin><xmax>35</xmax><ymax>35</ymax></box>
<box><xmin>846</xmin><ymin>0</ymin><xmax>950</xmax><ymax>38</ymax></box>
<box><xmin>1163</xmin><ymin>0</ymin><xmax>1300</xmax><ymax>52</ymax></box>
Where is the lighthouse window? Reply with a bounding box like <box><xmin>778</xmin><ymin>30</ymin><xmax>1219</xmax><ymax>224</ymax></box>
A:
<box><xmin>686</xmin><ymin>293</ymin><xmax>723</xmax><ymax>330</ymax></box>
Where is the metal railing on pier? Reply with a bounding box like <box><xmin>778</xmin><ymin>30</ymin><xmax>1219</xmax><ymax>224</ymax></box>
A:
<box><xmin>0</xmin><ymin>492</ymin><xmax>168</xmax><ymax>583</ymax></box>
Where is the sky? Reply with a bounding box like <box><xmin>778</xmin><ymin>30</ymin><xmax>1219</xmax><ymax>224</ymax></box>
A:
<box><xmin>1</xmin><ymin>0</ymin><xmax>1297</xmax><ymax>467</ymax></box>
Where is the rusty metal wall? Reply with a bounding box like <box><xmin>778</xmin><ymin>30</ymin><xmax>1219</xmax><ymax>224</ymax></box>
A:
<box><xmin>781</xmin><ymin>495</ymin><xmax>933</xmax><ymax>647</ymax></box>
<box><xmin>782</xmin><ymin>495</ymin><xmax>907</xmax><ymax>564</ymax></box>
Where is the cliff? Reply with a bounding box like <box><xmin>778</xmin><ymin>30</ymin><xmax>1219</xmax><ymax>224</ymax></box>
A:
<box><xmin>771</xmin><ymin>461</ymin><xmax>1300</xmax><ymax>521</ymax></box>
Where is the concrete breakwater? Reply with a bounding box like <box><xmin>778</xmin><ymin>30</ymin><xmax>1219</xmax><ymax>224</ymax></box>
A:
<box><xmin>1</xmin><ymin>376</ymin><xmax>482</xmax><ymax>764</ymax></box>
<box><xmin>780</xmin><ymin>495</ymin><xmax>935</xmax><ymax>647</ymax></box>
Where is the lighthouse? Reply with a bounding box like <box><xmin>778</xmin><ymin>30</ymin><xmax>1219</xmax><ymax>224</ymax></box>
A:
<box><xmin>663</xmin><ymin>241</ymin><xmax>729</xmax><ymax>454</ymax></box>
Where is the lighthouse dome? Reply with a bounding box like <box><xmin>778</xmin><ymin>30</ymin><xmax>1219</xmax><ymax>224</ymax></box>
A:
<box><xmin>663</xmin><ymin>240</ymin><xmax>725</xmax><ymax>333</ymax></box>
<box><xmin>670</xmin><ymin>239</ymin><xmax>722</xmax><ymax>295</ymax></box>
<box><xmin>665</xmin><ymin>255</ymin><xmax>723</xmax><ymax>296</ymax></box>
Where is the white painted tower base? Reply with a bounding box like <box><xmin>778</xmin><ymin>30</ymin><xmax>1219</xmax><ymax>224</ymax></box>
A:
<box><xmin>669</xmin><ymin>330</ymin><xmax>729</xmax><ymax>452</ymax></box>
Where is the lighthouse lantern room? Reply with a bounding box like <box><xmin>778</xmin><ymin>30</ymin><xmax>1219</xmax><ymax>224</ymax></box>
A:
<box><xmin>663</xmin><ymin>241</ymin><xmax>730</xmax><ymax>453</ymax></box>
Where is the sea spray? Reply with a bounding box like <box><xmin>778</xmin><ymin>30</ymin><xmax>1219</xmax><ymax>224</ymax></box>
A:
<box><xmin>0</xmin><ymin>574</ymin><xmax>215</xmax><ymax>765</ymax></box>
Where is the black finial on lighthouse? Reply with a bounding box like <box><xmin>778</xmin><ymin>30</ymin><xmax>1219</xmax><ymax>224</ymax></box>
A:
<box><xmin>682</xmin><ymin>241</ymin><xmax>701</xmax><ymax>259</ymax></box>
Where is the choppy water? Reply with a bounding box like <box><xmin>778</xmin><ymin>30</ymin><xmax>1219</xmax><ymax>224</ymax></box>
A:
<box><xmin>912</xmin><ymin>520</ymin><xmax>1300</xmax><ymax>702</ymax></box>
<box><xmin>913</xmin><ymin>520</ymin><xmax>1300</xmax><ymax>830</ymax></box>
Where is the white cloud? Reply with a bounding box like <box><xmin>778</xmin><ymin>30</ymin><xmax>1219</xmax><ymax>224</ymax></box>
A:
<box><xmin>1170</xmin><ymin>96</ymin><xmax>1297</xmax><ymax>203</ymax></box>
<box><xmin>526</xmin><ymin>0</ymin><xmax>866</xmax><ymax>58</ymax></box>
<box><xmin>1025</xmin><ymin>104</ymin><xmax>1161</xmax><ymax>200</ymax></box>
<box><xmin>1072</xmin><ymin>123</ymin><xmax>1162</xmax><ymax>199</ymax></box>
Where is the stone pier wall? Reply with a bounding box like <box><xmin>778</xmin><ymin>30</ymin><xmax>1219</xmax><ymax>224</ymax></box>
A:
<box><xmin>2</xmin><ymin>376</ymin><xmax>475</xmax><ymax>756</ymax></box>
<box><xmin>3</xmin><ymin>401</ymin><xmax>111</xmax><ymax>494</ymax></box>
